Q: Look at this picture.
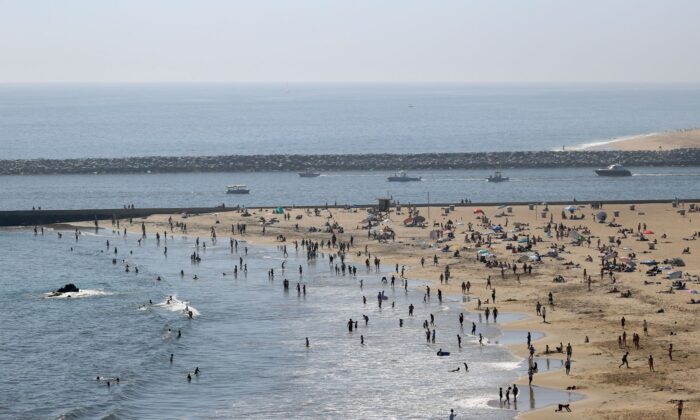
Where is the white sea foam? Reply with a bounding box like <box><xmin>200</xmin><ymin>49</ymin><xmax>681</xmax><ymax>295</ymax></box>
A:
<box><xmin>455</xmin><ymin>395</ymin><xmax>497</xmax><ymax>409</ymax></box>
<box><xmin>156</xmin><ymin>296</ymin><xmax>201</xmax><ymax>317</ymax></box>
<box><xmin>45</xmin><ymin>289</ymin><xmax>111</xmax><ymax>299</ymax></box>
<box><xmin>567</xmin><ymin>132</ymin><xmax>659</xmax><ymax>151</ymax></box>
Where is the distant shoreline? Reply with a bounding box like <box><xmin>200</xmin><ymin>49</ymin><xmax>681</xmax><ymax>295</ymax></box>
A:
<box><xmin>573</xmin><ymin>128</ymin><xmax>700</xmax><ymax>151</ymax></box>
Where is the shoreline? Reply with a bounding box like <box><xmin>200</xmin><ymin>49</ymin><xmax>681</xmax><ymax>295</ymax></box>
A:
<box><xmin>60</xmin><ymin>200</ymin><xmax>700</xmax><ymax>418</ymax></box>
<box><xmin>574</xmin><ymin>128</ymin><xmax>700</xmax><ymax>152</ymax></box>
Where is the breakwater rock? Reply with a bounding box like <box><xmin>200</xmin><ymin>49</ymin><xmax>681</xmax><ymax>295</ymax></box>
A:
<box><xmin>2</xmin><ymin>149</ymin><xmax>700</xmax><ymax>175</ymax></box>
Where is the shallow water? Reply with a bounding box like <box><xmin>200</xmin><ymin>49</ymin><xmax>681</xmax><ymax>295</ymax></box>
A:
<box><xmin>0</xmin><ymin>229</ymin><xmax>580</xmax><ymax>419</ymax></box>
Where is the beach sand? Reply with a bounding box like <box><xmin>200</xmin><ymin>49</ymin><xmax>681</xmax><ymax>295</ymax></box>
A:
<box><xmin>72</xmin><ymin>201</ymin><xmax>700</xmax><ymax>419</ymax></box>
<box><xmin>585</xmin><ymin>128</ymin><xmax>700</xmax><ymax>151</ymax></box>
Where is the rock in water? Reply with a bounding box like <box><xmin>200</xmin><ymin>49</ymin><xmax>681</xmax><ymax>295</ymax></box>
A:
<box><xmin>56</xmin><ymin>283</ymin><xmax>79</xmax><ymax>294</ymax></box>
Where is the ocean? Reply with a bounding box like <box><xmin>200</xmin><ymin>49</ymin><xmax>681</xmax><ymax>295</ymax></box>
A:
<box><xmin>0</xmin><ymin>229</ymin><xmax>578</xmax><ymax>419</ymax></box>
<box><xmin>0</xmin><ymin>84</ymin><xmax>693</xmax><ymax>418</ymax></box>
<box><xmin>1</xmin><ymin>84</ymin><xmax>700</xmax><ymax>159</ymax></box>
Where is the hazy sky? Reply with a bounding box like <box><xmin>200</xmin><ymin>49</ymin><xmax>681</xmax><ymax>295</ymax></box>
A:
<box><xmin>1</xmin><ymin>0</ymin><xmax>699</xmax><ymax>83</ymax></box>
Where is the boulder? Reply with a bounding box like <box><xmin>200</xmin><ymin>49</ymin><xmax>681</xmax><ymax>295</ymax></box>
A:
<box><xmin>56</xmin><ymin>283</ymin><xmax>79</xmax><ymax>294</ymax></box>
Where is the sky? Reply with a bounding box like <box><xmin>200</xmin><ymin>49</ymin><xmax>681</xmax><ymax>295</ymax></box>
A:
<box><xmin>0</xmin><ymin>0</ymin><xmax>699</xmax><ymax>83</ymax></box>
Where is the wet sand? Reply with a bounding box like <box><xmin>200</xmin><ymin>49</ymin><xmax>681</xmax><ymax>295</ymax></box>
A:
<box><xmin>71</xmin><ymin>200</ymin><xmax>700</xmax><ymax>419</ymax></box>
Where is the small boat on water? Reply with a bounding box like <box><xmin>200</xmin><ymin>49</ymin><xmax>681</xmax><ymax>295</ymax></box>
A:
<box><xmin>226</xmin><ymin>184</ymin><xmax>250</xmax><ymax>194</ymax></box>
<box><xmin>486</xmin><ymin>171</ymin><xmax>509</xmax><ymax>183</ymax></box>
<box><xmin>387</xmin><ymin>170</ymin><xmax>422</xmax><ymax>182</ymax></box>
<box><xmin>298</xmin><ymin>171</ymin><xmax>321</xmax><ymax>178</ymax></box>
<box><xmin>595</xmin><ymin>164</ymin><xmax>632</xmax><ymax>177</ymax></box>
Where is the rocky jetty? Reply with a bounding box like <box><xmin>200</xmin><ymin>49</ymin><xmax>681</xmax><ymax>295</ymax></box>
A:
<box><xmin>1</xmin><ymin>149</ymin><xmax>700</xmax><ymax>175</ymax></box>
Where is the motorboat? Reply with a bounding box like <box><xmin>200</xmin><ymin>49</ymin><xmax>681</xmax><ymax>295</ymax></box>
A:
<box><xmin>298</xmin><ymin>171</ymin><xmax>321</xmax><ymax>178</ymax></box>
<box><xmin>226</xmin><ymin>184</ymin><xmax>250</xmax><ymax>194</ymax></box>
<box><xmin>595</xmin><ymin>164</ymin><xmax>632</xmax><ymax>177</ymax></box>
<box><xmin>387</xmin><ymin>170</ymin><xmax>421</xmax><ymax>182</ymax></box>
<box><xmin>486</xmin><ymin>171</ymin><xmax>509</xmax><ymax>183</ymax></box>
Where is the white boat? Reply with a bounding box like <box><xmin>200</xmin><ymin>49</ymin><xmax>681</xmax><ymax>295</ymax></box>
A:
<box><xmin>595</xmin><ymin>164</ymin><xmax>632</xmax><ymax>177</ymax></box>
<box><xmin>226</xmin><ymin>184</ymin><xmax>250</xmax><ymax>194</ymax></box>
<box><xmin>387</xmin><ymin>170</ymin><xmax>421</xmax><ymax>182</ymax></box>
<box><xmin>486</xmin><ymin>171</ymin><xmax>509</xmax><ymax>182</ymax></box>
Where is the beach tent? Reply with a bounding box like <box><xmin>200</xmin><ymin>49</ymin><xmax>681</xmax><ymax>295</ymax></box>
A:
<box><xmin>596</xmin><ymin>211</ymin><xmax>607</xmax><ymax>222</ymax></box>
<box><xmin>667</xmin><ymin>271</ymin><xmax>683</xmax><ymax>279</ymax></box>
<box><xmin>473</xmin><ymin>208</ymin><xmax>484</xmax><ymax>214</ymax></box>
<box><xmin>569</xmin><ymin>230</ymin><xmax>585</xmax><ymax>241</ymax></box>
<box><xmin>414</xmin><ymin>215</ymin><xmax>426</xmax><ymax>224</ymax></box>
<box><xmin>669</xmin><ymin>258</ymin><xmax>686</xmax><ymax>267</ymax></box>
<box><xmin>641</xmin><ymin>259</ymin><xmax>659</xmax><ymax>265</ymax></box>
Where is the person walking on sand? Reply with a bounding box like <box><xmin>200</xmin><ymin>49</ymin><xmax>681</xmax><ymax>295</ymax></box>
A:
<box><xmin>542</xmin><ymin>305</ymin><xmax>547</xmax><ymax>323</ymax></box>
<box><xmin>676</xmin><ymin>400</ymin><xmax>684</xmax><ymax>419</ymax></box>
<box><xmin>648</xmin><ymin>354</ymin><xmax>654</xmax><ymax>372</ymax></box>
<box><xmin>669</xmin><ymin>343</ymin><xmax>674</xmax><ymax>361</ymax></box>
<box><xmin>619</xmin><ymin>351</ymin><xmax>630</xmax><ymax>368</ymax></box>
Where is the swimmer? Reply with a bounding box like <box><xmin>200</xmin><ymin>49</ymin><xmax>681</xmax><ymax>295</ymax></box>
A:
<box><xmin>449</xmin><ymin>367</ymin><xmax>460</xmax><ymax>372</ymax></box>
<box><xmin>170</xmin><ymin>353</ymin><xmax>174</xmax><ymax>363</ymax></box>
<box><xmin>194</xmin><ymin>367</ymin><xmax>200</xmax><ymax>375</ymax></box>
<box><xmin>187</xmin><ymin>374</ymin><xmax>192</xmax><ymax>382</ymax></box>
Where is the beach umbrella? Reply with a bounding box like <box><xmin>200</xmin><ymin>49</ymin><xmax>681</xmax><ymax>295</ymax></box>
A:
<box><xmin>403</xmin><ymin>217</ymin><xmax>413</xmax><ymax>226</ymax></box>
<box><xmin>473</xmin><ymin>208</ymin><xmax>484</xmax><ymax>214</ymax></box>
<box><xmin>643</xmin><ymin>229</ymin><xmax>654</xmax><ymax>235</ymax></box>
<box><xmin>596</xmin><ymin>211</ymin><xmax>607</xmax><ymax>222</ymax></box>
<box><xmin>414</xmin><ymin>215</ymin><xmax>426</xmax><ymax>223</ymax></box>
<box><xmin>564</xmin><ymin>205</ymin><xmax>577</xmax><ymax>213</ymax></box>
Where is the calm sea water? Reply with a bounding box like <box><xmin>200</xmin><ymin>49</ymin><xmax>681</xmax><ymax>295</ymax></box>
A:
<box><xmin>0</xmin><ymin>229</ymin><xmax>579</xmax><ymax>419</ymax></box>
<box><xmin>1</xmin><ymin>84</ymin><xmax>700</xmax><ymax>159</ymax></box>
<box><xmin>2</xmin><ymin>167</ymin><xmax>700</xmax><ymax>211</ymax></box>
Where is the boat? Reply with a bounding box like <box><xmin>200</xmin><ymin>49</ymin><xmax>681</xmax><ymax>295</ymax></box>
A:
<box><xmin>387</xmin><ymin>170</ymin><xmax>422</xmax><ymax>182</ymax></box>
<box><xmin>594</xmin><ymin>164</ymin><xmax>632</xmax><ymax>177</ymax></box>
<box><xmin>298</xmin><ymin>171</ymin><xmax>321</xmax><ymax>178</ymax></box>
<box><xmin>486</xmin><ymin>171</ymin><xmax>509</xmax><ymax>183</ymax></box>
<box><xmin>226</xmin><ymin>184</ymin><xmax>250</xmax><ymax>194</ymax></box>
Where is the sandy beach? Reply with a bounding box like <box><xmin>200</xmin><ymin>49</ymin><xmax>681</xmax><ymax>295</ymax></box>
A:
<box><xmin>70</xmin><ymin>200</ymin><xmax>700</xmax><ymax>419</ymax></box>
<box><xmin>584</xmin><ymin>128</ymin><xmax>700</xmax><ymax>152</ymax></box>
